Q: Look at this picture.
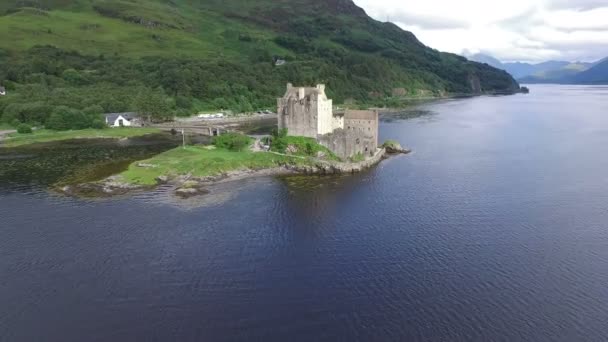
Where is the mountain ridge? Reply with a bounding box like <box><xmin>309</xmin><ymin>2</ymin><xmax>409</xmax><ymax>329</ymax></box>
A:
<box><xmin>0</xmin><ymin>0</ymin><xmax>521</xmax><ymax>129</ymax></box>
<box><xmin>468</xmin><ymin>53</ymin><xmax>607</xmax><ymax>84</ymax></box>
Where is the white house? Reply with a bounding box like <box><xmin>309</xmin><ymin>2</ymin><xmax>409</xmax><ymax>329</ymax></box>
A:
<box><xmin>0</xmin><ymin>86</ymin><xmax>6</xmax><ymax>96</ymax></box>
<box><xmin>104</xmin><ymin>112</ymin><xmax>141</xmax><ymax>127</ymax></box>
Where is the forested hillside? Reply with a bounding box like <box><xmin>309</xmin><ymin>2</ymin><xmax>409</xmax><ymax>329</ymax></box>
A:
<box><xmin>0</xmin><ymin>0</ymin><xmax>521</xmax><ymax>129</ymax></box>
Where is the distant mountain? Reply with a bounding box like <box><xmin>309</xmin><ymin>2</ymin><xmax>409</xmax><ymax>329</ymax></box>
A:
<box><xmin>567</xmin><ymin>59</ymin><xmax>608</xmax><ymax>84</ymax></box>
<box><xmin>499</xmin><ymin>62</ymin><xmax>536</xmax><ymax>79</ymax></box>
<box><xmin>467</xmin><ymin>53</ymin><xmax>503</xmax><ymax>69</ymax></box>
<box><xmin>467</xmin><ymin>54</ymin><xmax>578</xmax><ymax>79</ymax></box>
<box><xmin>467</xmin><ymin>53</ymin><xmax>539</xmax><ymax>78</ymax></box>
<box><xmin>467</xmin><ymin>53</ymin><xmax>605</xmax><ymax>84</ymax></box>
<box><xmin>518</xmin><ymin>62</ymin><xmax>592</xmax><ymax>83</ymax></box>
<box><xmin>592</xmin><ymin>57</ymin><xmax>608</xmax><ymax>66</ymax></box>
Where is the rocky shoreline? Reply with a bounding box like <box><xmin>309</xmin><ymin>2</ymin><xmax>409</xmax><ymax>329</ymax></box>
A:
<box><xmin>61</xmin><ymin>146</ymin><xmax>410</xmax><ymax>198</ymax></box>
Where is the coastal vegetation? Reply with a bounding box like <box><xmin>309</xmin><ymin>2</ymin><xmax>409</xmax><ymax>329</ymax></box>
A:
<box><xmin>213</xmin><ymin>133</ymin><xmax>253</xmax><ymax>152</ymax></box>
<box><xmin>0</xmin><ymin>0</ymin><xmax>520</xmax><ymax>130</ymax></box>
<box><xmin>275</xmin><ymin>136</ymin><xmax>340</xmax><ymax>161</ymax></box>
<box><xmin>113</xmin><ymin>130</ymin><xmax>351</xmax><ymax>187</ymax></box>
<box><xmin>1</xmin><ymin>127</ymin><xmax>160</xmax><ymax>147</ymax></box>
<box><xmin>266</xmin><ymin>128</ymin><xmax>339</xmax><ymax>160</ymax></box>
<box><xmin>16</xmin><ymin>123</ymin><xmax>33</xmax><ymax>134</ymax></box>
<box><xmin>118</xmin><ymin>146</ymin><xmax>308</xmax><ymax>186</ymax></box>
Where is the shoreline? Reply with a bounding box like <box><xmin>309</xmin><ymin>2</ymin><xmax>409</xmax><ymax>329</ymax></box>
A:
<box><xmin>0</xmin><ymin>128</ymin><xmax>163</xmax><ymax>148</ymax></box>
<box><xmin>63</xmin><ymin>148</ymin><xmax>404</xmax><ymax>198</ymax></box>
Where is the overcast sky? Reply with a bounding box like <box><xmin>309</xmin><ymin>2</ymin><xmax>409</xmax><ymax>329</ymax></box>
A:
<box><xmin>353</xmin><ymin>0</ymin><xmax>608</xmax><ymax>63</ymax></box>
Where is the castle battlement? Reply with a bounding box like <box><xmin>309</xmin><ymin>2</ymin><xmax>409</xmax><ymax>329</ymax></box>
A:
<box><xmin>277</xmin><ymin>84</ymin><xmax>378</xmax><ymax>159</ymax></box>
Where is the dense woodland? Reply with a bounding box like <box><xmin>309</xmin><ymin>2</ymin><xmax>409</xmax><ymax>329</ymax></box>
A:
<box><xmin>0</xmin><ymin>0</ymin><xmax>520</xmax><ymax>130</ymax></box>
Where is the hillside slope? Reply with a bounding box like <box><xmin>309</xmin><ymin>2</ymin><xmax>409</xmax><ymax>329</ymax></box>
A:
<box><xmin>518</xmin><ymin>62</ymin><xmax>592</xmax><ymax>83</ymax></box>
<box><xmin>567</xmin><ymin>59</ymin><xmax>608</xmax><ymax>84</ymax></box>
<box><xmin>0</xmin><ymin>0</ymin><xmax>521</xmax><ymax>127</ymax></box>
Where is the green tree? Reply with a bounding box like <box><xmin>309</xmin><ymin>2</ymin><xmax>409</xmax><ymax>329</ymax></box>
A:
<box><xmin>46</xmin><ymin>112</ymin><xmax>70</xmax><ymax>130</ymax></box>
<box><xmin>132</xmin><ymin>88</ymin><xmax>171</xmax><ymax>122</ymax></box>
<box><xmin>17</xmin><ymin>123</ymin><xmax>33</xmax><ymax>134</ymax></box>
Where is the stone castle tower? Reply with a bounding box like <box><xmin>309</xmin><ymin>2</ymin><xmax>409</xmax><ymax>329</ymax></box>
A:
<box><xmin>277</xmin><ymin>83</ymin><xmax>340</xmax><ymax>138</ymax></box>
<box><xmin>277</xmin><ymin>83</ymin><xmax>378</xmax><ymax>159</ymax></box>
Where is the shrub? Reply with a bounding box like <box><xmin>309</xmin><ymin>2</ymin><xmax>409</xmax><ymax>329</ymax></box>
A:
<box><xmin>175</xmin><ymin>96</ymin><xmax>192</xmax><ymax>109</ymax></box>
<box><xmin>46</xmin><ymin>112</ymin><xmax>70</xmax><ymax>130</ymax></box>
<box><xmin>213</xmin><ymin>133</ymin><xmax>252</xmax><ymax>151</ymax></box>
<box><xmin>45</xmin><ymin>106</ymin><xmax>93</xmax><ymax>130</ymax></box>
<box><xmin>305</xmin><ymin>142</ymin><xmax>314</xmax><ymax>156</ymax></box>
<box><xmin>17</xmin><ymin>123</ymin><xmax>33</xmax><ymax>134</ymax></box>
<box><xmin>91</xmin><ymin>118</ymin><xmax>106</xmax><ymax>129</ymax></box>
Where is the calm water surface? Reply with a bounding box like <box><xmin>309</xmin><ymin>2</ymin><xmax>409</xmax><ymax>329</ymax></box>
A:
<box><xmin>2</xmin><ymin>85</ymin><xmax>608</xmax><ymax>341</ymax></box>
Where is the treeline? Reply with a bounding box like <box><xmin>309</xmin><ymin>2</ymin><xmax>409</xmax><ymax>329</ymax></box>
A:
<box><xmin>0</xmin><ymin>40</ymin><xmax>518</xmax><ymax>129</ymax></box>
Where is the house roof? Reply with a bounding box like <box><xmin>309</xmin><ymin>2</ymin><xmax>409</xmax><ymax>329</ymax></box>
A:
<box><xmin>343</xmin><ymin>109</ymin><xmax>378</xmax><ymax>120</ymax></box>
<box><xmin>104</xmin><ymin>112</ymin><xmax>137</xmax><ymax>123</ymax></box>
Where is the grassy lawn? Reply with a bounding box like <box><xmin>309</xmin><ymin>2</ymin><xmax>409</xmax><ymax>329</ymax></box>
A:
<box><xmin>119</xmin><ymin>146</ymin><xmax>308</xmax><ymax>185</ymax></box>
<box><xmin>1</xmin><ymin>128</ymin><xmax>161</xmax><ymax>147</ymax></box>
<box><xmin>280</xmin><ymin>136</ymin><xmax>341</xmax><ymax>161</ymax></box>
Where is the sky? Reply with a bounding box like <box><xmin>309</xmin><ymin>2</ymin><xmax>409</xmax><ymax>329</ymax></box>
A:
<box><xmin>353</xmin><ymin>0</ymin><xmax>608</xmax><ymax>63</ymax></box>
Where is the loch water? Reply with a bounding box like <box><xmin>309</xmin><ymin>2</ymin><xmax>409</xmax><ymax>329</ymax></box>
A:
<box><xmin>1</xmin><ymin>85</ymin><xmax>608</xmax><ymax>341</ymax></box>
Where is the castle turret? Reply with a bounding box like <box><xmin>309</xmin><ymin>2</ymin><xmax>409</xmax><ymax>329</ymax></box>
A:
<box><xmin>277</xmin><ymin>84</ymin><xmax>333</xmax><ymax>138</ymax></box>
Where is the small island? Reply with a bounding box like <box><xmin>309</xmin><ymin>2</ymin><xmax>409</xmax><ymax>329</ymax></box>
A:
<box><xmin>70</xmin><ymin>84</ymin><xmax>409</xmax><ymax>197</ymax></box>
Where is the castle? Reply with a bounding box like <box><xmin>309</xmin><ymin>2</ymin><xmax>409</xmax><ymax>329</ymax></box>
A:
<box><xmin>277</xmin><ymin>83</ymin><xmax>378</xmax><ymax>159</ymax></box>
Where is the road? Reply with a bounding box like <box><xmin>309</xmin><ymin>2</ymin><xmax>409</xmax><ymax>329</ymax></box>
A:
<box><xmin>0</xmin><ymin>130</ymin><xmax>16</xmax><ymax>142</ymax></box>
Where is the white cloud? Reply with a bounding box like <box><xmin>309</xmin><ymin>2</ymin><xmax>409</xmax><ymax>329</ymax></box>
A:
<box><xmin>353</xmin><ymin>0</ymin><xmax>608</xmax><ymax>63</ymax></box>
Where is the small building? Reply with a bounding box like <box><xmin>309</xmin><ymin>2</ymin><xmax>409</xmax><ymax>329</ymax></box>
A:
<box><xmin>277</xmin><ymin>83</ymin><xmax>379</xmax><ymax>159</ymax></box>
<box><xmin>197</xmin><ymin>113</ymin><xmax>224</xmax><ymax>119</ymax></box>
<box><xmin>0</xmin><ymin>86</ymin><xmax>6</xmax><ymax>96</ymax></box>
<box><xmin>275</xmin><ymin>59</ymin><xmax>286</xmax><ymax>66</ymax></box>
<box><xmin>104</xmin><ymin>112</ymin><xmax>141</xmax><ymax>127</ymax></box>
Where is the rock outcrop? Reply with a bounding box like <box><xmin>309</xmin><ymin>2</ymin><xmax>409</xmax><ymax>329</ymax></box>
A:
<box><xmin>382</xmin><ymin>140</ymin><xmax>411</xmax><ymax>154</ymax></box>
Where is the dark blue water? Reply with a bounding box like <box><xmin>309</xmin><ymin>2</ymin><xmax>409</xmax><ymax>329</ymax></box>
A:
<box><xmin>2</xmin><ymin>85</ymin><xmax>608</xmax><ymax>341</ymax></box>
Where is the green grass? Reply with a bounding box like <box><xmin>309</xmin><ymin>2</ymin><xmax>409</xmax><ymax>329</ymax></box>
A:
<box><xmin>119</xmin><ymin>146</ymin><xmax>309</xmax><ymax>185</ymax></box>
<box><xmin>281</xmin><ymin>136</ymin><xmax>341</xmax><ymax>161</ymax></box>
<box><xmin>0</xmin><ymin>4</ymin><xmax>288</xmax><ymax>59</ymax></box>
<box><xmin>1</xmin><ymin>127</ymin><xmax>161</xmax><ymax>147</ymax></box>
<box><xmin>349</xmin><ymin>152</ymin><xmax>364</xmax><ymax>162</ymax></box>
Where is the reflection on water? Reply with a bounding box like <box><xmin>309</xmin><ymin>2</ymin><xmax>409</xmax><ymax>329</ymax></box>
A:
<box><xmin>2</xmin><ymin>86</ymin><xmax>608</xmax><ymax>341</ymax></box>
<box><xmin>380</xmin><ymin>109</ymin><xmax>437</xmax><ymax>122</ymax></box>
<box><xmin>280</xmin><ymin>174</ymin><xmax>352</xmax><ymax>191</ymax></box>
<box><xmin>0</xmin><ymin>134</ymin><xmax>178</xmax><ymax>190</ymax></box>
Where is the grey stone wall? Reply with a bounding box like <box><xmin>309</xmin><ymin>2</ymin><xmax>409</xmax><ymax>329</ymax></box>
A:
<box><xmin>317</xmin><ymin>128</ymin><xmax>369</xmax><ymax>159</ymax></box>
<box><xmin>343</xmin><ymin>110</ymin><xmax>378</xmax><ymax>156</ymax></box>
<box><xmin>277</xmin><ymin>96</ymin><xmax>318</xmax><ymax>138</ymax></box>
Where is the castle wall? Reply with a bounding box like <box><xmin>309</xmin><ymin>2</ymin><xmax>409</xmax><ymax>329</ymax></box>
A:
<box><xmin>277</xmin><ymin>96</ymin><xmax>318</xmax><ymax>138</ymax></box>
<box><xmin>277</xmin><ymin>85</ymin><xmax>379</xmax><ymax>160</ymax></box>
<box><xmin>343</xmin><ymin>110</ymin><xmax>379</xmax><ymax>154</ymax></box>
<box><xmin>331</xmin><ymin>114</ymin><xmax>344</xmax><ymax>131</ymax></box>
<box><xmin>316</xmin><ymin>98</ymin><xmax>334</xmax><ymax>135</ymax></box>
<box><xmin>318</xmin><ymin>129</ymin><xmax>370</xmax><ymax>160</ymax></box>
